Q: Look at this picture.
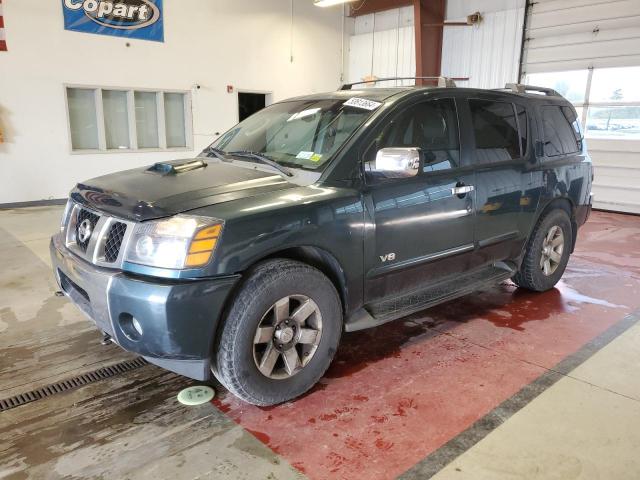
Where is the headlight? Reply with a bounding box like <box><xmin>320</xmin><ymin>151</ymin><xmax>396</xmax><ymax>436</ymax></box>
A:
<box><xmin>124</xmin><ymin>215</ymin><xmax>223</xmax><ymax>270</ymax></box>
<box><xmin>60</xmin><ymin>199</ymin><xmax>73</xmax><ymax>232</ymax></box>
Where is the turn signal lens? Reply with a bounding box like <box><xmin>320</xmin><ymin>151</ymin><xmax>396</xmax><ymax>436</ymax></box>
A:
<box><xmin>185</xmin><ymin>224</ymin><xmax>223</xmax><ymax>267</ymax></box>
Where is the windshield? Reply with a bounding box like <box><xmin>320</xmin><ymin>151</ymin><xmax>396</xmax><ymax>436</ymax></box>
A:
<box><xmin>201</xmin><ymin>98</ymin><xmax>379</xmax><ymax>170</ymax></box>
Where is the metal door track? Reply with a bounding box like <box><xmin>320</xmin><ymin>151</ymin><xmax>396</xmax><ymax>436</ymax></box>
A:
<box><xmin>0</xmin><ymin>357</ymin><xmax>148</xmax><ymax>412</ymax></box>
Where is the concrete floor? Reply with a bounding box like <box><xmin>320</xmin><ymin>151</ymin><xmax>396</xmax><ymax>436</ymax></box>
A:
<box><xmin>0</xmin><ymin>206</ymin><xmax>639</xmax><ymax>480</ymax></box>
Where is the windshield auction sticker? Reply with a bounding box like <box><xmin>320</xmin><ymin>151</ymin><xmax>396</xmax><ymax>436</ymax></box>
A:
<box><xmin>343</xmin><ymin>97</ymin><xmax>382</xmax><ymax>110</ymax></box>
<box><xmin>62</xmin><ymin>0</ymin><xmax>164</xmax><ymax>42</ymax></box>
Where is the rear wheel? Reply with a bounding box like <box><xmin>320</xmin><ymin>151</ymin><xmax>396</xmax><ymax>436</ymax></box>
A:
<box><xmin>513</xmin><ymin>209</ymin><xmax>572</xmax><ymax>292</ymax></box>
<box><xmin>214</xmin><ymin>259</ymin><xmax>342</xmax><ymax>406</ymax></box>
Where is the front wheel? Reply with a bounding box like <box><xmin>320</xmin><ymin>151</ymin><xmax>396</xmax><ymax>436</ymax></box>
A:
<box><xmin>513</xmin><ymin>208</ymin><xmax>573</xmax><ymax>292</ymax></box>
<box><xmin>214</xmin><ymin>259</ymin><xmax>342</xmax><ymax>406</ymax></box>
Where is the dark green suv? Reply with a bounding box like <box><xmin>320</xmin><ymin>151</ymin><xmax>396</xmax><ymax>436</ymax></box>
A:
<box><xmin>51</xmin><ymin>80</ymin><xmax>592</xmax><ymax>405</ymax></box>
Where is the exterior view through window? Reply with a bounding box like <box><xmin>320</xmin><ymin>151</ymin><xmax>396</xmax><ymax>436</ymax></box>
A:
<box><xmin>208</xmin><ymin>99</ymin><xmax>375</xmax><ymax>170</ymax></box>
<box><xmin>469</xmin><ymin>100</ymin><xmax>522</xmax><ymax>163</ymax></box>
<box><xmin>65</xmin><ymin>87</ymin><xmax>190</xmax><ymax>151</ymax></box>
<box><xmin>527</xmin><ymin>66</ymin><xmax>640</xmax><ymax>139</ymax></box>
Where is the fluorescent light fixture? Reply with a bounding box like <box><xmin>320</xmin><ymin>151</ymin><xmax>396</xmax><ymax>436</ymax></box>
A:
<box><xmin>314</xmin><ymin>0</ymin><xmax>358</xmax><ymax>7</ymax></box>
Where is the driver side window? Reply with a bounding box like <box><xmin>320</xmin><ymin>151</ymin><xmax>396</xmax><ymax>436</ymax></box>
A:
<box><xmin>365</xmin><ymin>98</ymin><xmax>461</xmax><ymax>174</ymax></box>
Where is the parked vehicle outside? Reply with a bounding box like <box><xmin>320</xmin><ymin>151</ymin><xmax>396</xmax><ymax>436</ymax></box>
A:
<box><xmin>51</xmin><ymin>79</ymin><xmax>593</xmax><ymax>405</ymax></box>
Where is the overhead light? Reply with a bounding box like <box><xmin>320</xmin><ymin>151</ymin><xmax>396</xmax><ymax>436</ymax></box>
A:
<box><xmin>314</xmin><ymin>0</ymin><xmax>358</xmax><ymax>7</ymax></box>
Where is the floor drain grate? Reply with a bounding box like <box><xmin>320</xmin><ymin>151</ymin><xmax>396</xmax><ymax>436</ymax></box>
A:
<box><xmin>0</xmin><ymin>357</ymin><xmax>148</xmax><ymax>412</ymax></box>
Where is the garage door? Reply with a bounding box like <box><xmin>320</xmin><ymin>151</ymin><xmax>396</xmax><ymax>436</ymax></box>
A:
<box><xmin>521</xmin><ymin>0</ymin><xmax>640</xmax><ymax>214</ymax></box>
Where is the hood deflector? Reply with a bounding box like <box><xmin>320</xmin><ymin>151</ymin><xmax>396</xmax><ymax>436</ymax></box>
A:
<box><xmin>147</xmin><ymin>159</ymin><xmax>207</xmax><ymax>175</ymax></box>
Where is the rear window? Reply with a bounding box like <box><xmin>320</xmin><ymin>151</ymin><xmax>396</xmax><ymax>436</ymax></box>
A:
<box><xmin>469</xmin><ymin>100</ymin><xmax>522</xmax><ymax>163</ymax></box>
<box><xmin>542</xmin><ymin>105</ymin><xmax>581</xmax><ymax>157</ymax></box>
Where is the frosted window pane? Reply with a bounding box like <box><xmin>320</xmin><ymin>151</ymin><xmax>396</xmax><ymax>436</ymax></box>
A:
<box><xmin>67</xmin><ymin>88</ymin><xmax>98</xmax><ymax>150</ymax></box>
<box><xmin>590</xmin><ymin>67</ymin><xmax>640</xmax><ymax>103</ymax></box>
<box><xmin>164</xmin><ymin>93</ymin><xmax>186</xmax><ymax>148</ymax></box>
<box><xmin>102</xmin><ymin>90</ymin><xmax>130</xmax><ymax>150</ymax></box>
<box><xmin>526</xmin><ymin>70</ymin><xmax>589</xmax><ymax>104</ymax></box>
<box><xmin>135</xmin><ymin>91</ymin><xmax>159</xmax><ymax>148</ymax></box>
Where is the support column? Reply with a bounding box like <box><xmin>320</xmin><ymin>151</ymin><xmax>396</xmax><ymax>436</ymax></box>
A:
<box><xmin>414</xmin><ymin>0</ymin><xmax>445</xmax><ymax>84</ymax></box>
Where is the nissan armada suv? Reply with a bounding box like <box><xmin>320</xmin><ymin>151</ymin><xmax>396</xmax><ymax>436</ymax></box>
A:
<box><xmin>51</xmin><ymin>79</ymin><xmax>592</xmax><ymax>405</ymax></box>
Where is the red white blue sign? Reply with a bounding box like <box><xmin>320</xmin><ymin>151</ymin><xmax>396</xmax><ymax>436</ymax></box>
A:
<box><xmin>62</xmin><ymin>0</ymin><xmax>164</xmax><ymax>43</ymax></box>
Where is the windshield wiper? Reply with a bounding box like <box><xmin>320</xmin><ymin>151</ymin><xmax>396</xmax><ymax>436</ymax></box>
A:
<box><xmin>202</xmin><ymin>146</ymin><xmax>228</xmax><ymax>160</ymax></box>
<box><xmin>228</xmin><ymin>151</ymin><xmax>293</xmax><ymax>177</ymax></box>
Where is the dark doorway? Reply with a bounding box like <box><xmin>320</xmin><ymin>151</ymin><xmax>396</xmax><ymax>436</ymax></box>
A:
<box><xmin>238</xmin><ymin>92</ymin><xmax>267</xmax><ymax>122</ymax></box>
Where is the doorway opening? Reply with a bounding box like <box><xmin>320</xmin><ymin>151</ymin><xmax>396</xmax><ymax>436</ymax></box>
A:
<box><xmin>238</xmin><ymin>92</ymin><xmax>270</xmax><ymax>122</ymax></box>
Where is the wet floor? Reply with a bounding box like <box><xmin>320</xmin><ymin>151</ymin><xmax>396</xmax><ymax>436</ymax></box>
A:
<box><xmin>1</xmin><ymin>207</ymin><xmax>639</xmax><ymax>479</ymax></box>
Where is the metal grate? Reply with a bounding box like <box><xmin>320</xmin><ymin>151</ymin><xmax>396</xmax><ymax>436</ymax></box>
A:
<box><xmin>0</xmin><ymin>358</ymin><xmax>147</xmax><ymax>412</ymax></box>
<box><xmin>104</xmin><ymin>222</ymin><xmax>127</xmax><ymax>263</ymax></box>
<box><xmin>75</xmin><ymin>209</ymin><xmax>100</xmax><ymax>252</ymax></box>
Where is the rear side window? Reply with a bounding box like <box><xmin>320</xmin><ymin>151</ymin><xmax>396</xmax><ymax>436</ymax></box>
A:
<box><xmin>469</xmin><ymin>100</ymin><xmax>522</xmax><ymax>163</ymax></box>
<box><xmin>542</xmin><ymin>106</ymin><xmax>581</xmax><ymax>157</ymax></box>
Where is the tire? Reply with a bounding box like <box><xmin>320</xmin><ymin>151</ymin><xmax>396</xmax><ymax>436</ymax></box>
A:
<box><xmin>214</xmin><ymin>259</ymin><xmax>342</xmax><ymax>406</ymax></box>
<box><xmin>513</xmin><ymin>208</ymin><xmax>573</xmax><ymax>292</ymax></box>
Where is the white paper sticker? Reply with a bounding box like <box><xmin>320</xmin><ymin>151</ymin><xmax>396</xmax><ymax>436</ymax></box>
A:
<box><xmin>296</xmin><ymin>151</ymin><xmax>315</xmax><ymax>160</ymax></box>
<box><xmin>344</xmin><ymin>97</ymin><xmax>382</xmax><ymax>111</ymax></box>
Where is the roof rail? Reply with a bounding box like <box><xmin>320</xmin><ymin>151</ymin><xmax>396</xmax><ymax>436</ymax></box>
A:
<box><xmin>340</xmin><ymin>76</ymin><xmax>457</xmax><ymax>90</ymax></box>
<box><xmin>503</xmin><ymin>83</ymin><xmax>561</xmax><ymax>97</ymax></box>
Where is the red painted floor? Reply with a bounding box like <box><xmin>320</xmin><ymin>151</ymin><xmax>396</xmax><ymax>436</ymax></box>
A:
<box><xmin>215</xmin><ymin>212</ymin><xmax>640</xmax><ymax>480</ymax></box>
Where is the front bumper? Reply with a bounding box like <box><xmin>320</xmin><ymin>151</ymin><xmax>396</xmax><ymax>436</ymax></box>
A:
<box><xmin>50</xmin><ymin>233</ymin><xmax>239</xmax><ymax>380</ymax></box>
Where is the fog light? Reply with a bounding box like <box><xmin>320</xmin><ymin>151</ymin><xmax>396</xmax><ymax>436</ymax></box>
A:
<box><xmin>118</xmin><ymin>312</ymin><xmax>143</xmax><ymax>341</ymax></box>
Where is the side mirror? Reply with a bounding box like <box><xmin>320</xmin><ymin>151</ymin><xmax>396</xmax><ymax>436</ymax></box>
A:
<box><xmin>368</xmin><ymin>147</ymin><xmax>421</xmax><ymax>179</ymax></box>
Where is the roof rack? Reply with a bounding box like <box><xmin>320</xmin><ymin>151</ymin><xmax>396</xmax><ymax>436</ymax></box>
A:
<box><xmin>340</xmin><ymin>76</ymin><xmax>457</xmax><ymax>90</ymax></box>
<box><xmin>502</xmin><ymin>83</ymin><xmax>561</xmax><ymax>97</ymax></box>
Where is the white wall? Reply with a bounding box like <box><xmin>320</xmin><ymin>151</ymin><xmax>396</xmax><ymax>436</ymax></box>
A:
<box><xmin>442</xmin><ymin>0</ymin><xmax>525</xmax><ymax>89</ymax></box>
<box><xmin>0</xmin><ymin>0</ymin><xmax>345</xmax><ymax>204</ymax></box>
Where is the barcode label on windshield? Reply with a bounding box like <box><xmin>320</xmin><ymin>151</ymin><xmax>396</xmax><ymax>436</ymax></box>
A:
<box><xmin>344</xmin><ymin>97</ymin><xmax>382</xmax><ymax>110</ymax></box>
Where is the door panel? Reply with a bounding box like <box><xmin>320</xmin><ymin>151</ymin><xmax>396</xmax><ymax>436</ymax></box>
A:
<box><xmin>364</xmin><ymin>172</ymin><xmax>476</xmax><ymax>302</ymax></box>
<box><xmin>465</xmin><ymin>98</ymin><xmax>527</xmax><ymax>265</ymax></box>
<box><xmin>362</xmin><ymin>97</ymin><xmax>477</xmax><ymax>304</ymax></box>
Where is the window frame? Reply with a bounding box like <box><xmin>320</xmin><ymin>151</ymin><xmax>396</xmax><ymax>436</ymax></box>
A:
<box><xmin>64</xmin><ymin>84</ymin><xmax>193</xmax><ymax>154</ymax></box>
<box><xmin>467</xmin><ymin>97</ymin><xmax>527</xmax><ymax>164</ymax></box>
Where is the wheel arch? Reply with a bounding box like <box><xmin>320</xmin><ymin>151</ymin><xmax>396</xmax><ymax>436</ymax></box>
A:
<box><xmin>209</xmin><ymin>246</ymin><xmax>349</xmax><ymax>377</ymax></box>
<box><xmin>212</xmin><ymin>246</ymin><xmax>349</xmax><ymax>351</ymax></box>
<box><xmin>258</xmin><ymin>246</ymin><xmax>349</xmax><ymax>315</ymax></box>
<box><xmin>530</xmin><ymin>197</ymin><xmax>578</xmax><ymax>253</ymax></box>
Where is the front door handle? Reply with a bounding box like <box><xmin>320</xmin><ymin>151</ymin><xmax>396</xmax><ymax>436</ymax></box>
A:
<box><xmin>451</xmin><ymin>184</ymin><xmax>475</xmax><ymax>197</ymax></box>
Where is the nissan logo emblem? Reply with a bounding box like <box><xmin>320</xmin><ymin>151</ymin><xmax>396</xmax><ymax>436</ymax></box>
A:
<box><xmin>77</xmin><ymin>219</ymin><xmax>93</xmax><ymax>243</ymax></box>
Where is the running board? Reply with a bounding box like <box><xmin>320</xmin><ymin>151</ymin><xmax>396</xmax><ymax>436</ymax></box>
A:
<box><xmin>345</xmin><ymin>264</ymin><xmax>515</xmax><ymax>332</ymax></box>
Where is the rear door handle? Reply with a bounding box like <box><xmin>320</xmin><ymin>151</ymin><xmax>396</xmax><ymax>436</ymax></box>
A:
<box><xmin>451</xmin><ymin>185</ymin><xmax>474</xmax><ymax>196</ymax></box>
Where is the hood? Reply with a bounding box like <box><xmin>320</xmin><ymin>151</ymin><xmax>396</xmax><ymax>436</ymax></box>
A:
<box><xmin>71</xmin><ymin>158</ymin><xmax>297</xmax><ymax>221</ymax></box>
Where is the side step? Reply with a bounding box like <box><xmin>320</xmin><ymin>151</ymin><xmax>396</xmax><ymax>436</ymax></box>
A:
<box><xmin>345</xmin><ymin>264</ymin><xmax>515</xmax><ymax>332</ymax></box>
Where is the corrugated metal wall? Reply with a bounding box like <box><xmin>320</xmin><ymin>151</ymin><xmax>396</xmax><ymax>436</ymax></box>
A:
<box><xmin>347</xmin><ymin>6</ymin><xmax>416</xmax><ymax>87</ymax></box>
<box><xmin>441</xmin><ymin>6</ymin><xmax>525</xmax><ymax>88</ymax></box>
<box><xmin>522</xmin><ymin>0</ymin><xmax>640</xmax><ymax>214</ymax></box>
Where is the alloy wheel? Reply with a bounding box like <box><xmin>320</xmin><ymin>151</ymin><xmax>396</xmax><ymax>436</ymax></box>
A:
<box><xmin>252</xmin><ymin>295</ymin><xmax>323</xmax><ymax>380</ymax></box>
<box><xmin>540</xmin><ymin>225</ymin><xmax>564</xmax><ymax>276</ymax></box>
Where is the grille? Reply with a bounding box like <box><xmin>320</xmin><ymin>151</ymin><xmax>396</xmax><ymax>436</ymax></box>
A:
<box><xmin>75</xmin><ymin>209</ymin><xmax>100</xmax><ymax>252</ymax></box>
<box><xmin>104</xmin><ymin>222</ymin><xmax>127</xmax><ymax>263</ymax></box>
